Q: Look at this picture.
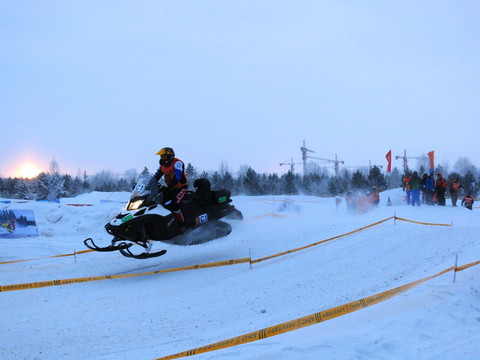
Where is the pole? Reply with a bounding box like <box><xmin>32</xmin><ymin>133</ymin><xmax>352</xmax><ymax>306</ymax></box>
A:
<box><xmin>453</xmin><ymin>254</ymin><xmax>458</xmax><ymax>282</ymax></box>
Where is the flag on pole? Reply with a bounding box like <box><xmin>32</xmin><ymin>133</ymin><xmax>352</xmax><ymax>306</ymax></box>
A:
<box><xmin>385</xmin><ymin>150</ymin><xmax>392</xmax><ymax>172</ymax></box>
<box><xmin>428</xmin><ymin>151</ymin><xmax>434</xmax><ymax>174</ymax></box>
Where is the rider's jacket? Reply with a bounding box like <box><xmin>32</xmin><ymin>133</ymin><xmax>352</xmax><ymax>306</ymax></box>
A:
<box><xmin>155</xmin><ymin>158</ymin><xmax>188</xmax><ymax>190</ymax></box>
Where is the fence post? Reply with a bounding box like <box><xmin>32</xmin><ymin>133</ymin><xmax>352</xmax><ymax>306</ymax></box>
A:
<box><xmin>249</xmin><ymin>248</ymin><xmax>252</xmax><ymax>269</ymax></box>
<box><xmin>453</xmin><ymin>254</ymin><xmax>458</xmax><ymax>282</ymax></box>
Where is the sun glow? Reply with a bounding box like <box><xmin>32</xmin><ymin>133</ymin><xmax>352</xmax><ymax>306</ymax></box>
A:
<box><xmin>19</xmin><ymin>163</ymin><xmax>42</xmax><ymax>179</ymax></box>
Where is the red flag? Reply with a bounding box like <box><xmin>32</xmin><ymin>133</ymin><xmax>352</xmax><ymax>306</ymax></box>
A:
<box><xmin>385</xmin><ymin>150</ymin><xmax>392</xmax><ymax>173</ymax></box>
<box><xmin>428</xmin><ymin>151</ymin><xmax>434</xmax><ymax>174</ymax></box>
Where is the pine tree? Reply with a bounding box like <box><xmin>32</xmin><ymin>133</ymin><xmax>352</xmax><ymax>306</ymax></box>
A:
<box><xmin>210</xmin><ymin>171</ymin><xmax>222</xmax><ymax>189</ymax></box>
<box><xmin>368</xmin><ymin>166</ymin><xmax>386</xmax><ymax>188</ymax></box>
<box><xmin>185</xmin><ymin>163</ymin><xmax>197</xmax><ymax>182</ymax></box>
<box><xmin>281</xmin><ymin>171</ymin><xmax>296</xmax><ymax>195</ymax></box>
<box><xmin>13</xmin><ymin>179</ymin><xmax>36</xmax><ymax>200</ymax></box>
<box><xmin>222</xmin><ymin>171</ymin><xmax>235</xmax><ymax>194</ymax></box>
<box><xmin>351</xmin><ymin>170</ymin><xmax>368</xmax><ymax>190</ymax></box>
<box><xmin>243</xmin><ymin>167</ymin><xmax>260</xmax><ymax>195</ymax></box>
<box><xmin>462</xmin><ymin>171</ymin><xmax>476</xmax><ymax>196</ymax></box>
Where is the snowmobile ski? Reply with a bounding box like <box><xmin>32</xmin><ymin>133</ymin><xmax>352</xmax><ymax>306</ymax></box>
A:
<box><xmin>84</xmin><ymin>237</ymin><xmax>132</xmax><ymax>252</ymax></box>
<box><xmin>118</xmin><ymin>246</ymin><xmax>167</xmax><ymax>259</ymax></box>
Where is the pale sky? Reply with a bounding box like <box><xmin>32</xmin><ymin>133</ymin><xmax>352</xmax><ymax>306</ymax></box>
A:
<box><xmin>1</xmin><ymin>1</ymin><xmax>479</xmax><ymax>178</ymax></box>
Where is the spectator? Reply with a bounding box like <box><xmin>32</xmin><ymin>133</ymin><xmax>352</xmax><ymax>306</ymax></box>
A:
<box><xmin>425</xmin><ymin>173</ymin><xmax>435</xmax><ymax>205</ymax></box>
<box><xmin>421</xmin><ymin>173</ymin><xmax>428</xmax><ymax>204</ymax></box>
<box><xmin>435</xmin><ymin>172</ymin><xmax>447</xmax><ymax>206</ymax></box>
<box><xmin>449</xmin><ymin>178</ymin><xmax>462</xmax><ymax>207</ymax></box>
<box><xmin>402</xmin><ymin>172</ymin><xmax>412</xmax><ymax>205</ymax></box>
<box><xmin>410</xmin><ymin>171</ymin><xmax>422</xmax><ymax>206</ymax></box>
<box><xmin>371</xmin><ymin>186</ymin><xmax>380</xmax><ymax>207</ymax></box>
<box><xmin>461</xmin><ymin>193</ymin><xmax>474</xmax><ymax>210</ymax></box>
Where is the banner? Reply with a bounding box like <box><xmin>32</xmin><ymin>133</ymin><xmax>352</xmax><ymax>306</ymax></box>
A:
<box><xmin>428</xmin><ymin>151</ymin><xmax>434</xmax><ymax>174</ymax></box>
<box><xmin>385</xmin><ymin>150</ymin><xmax>392</xmax><ymax>173</ymax></box>
<box><xmin>0</xmin><ymin>210</ymin><xmax>38</xmax><ymax>238</ymax></box>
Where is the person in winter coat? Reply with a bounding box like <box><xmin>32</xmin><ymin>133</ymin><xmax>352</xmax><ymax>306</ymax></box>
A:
<box><xmin>425</xmin><ymin>173</ymin><xmax>435</xmax><ymax>205</ymax></box>
<box><xmin>461</xmin><ymin>193</ymin><xmax>474</xmax><ymax>210</ymax></box>
<box><xmin>409</xmin><ymin>171</ymin><xmax>422</xmax><ymax>206</ymax></box>
<box><xmin>421</xmin><ymin>173</ymin><xmax>428</xmax><ymax>204</ymax></box>
<box><xmin>449</xmin><ymin>178</ymin><xmax>462</xmax><ymax>207</ymax></box>
<box><xmin>435</xmin><ymin>172</ymin><xmax>447</xmax><ymax>206</ymax></box>
<box><xmin>154</xmin><ymin>147</ymin><xmax>188</xmax><ymax>233</ymax></box>
<box><xmin>371</xmin><ymin>186</ymin><xmax>380</xmax><ymax>207</ymax></box>
<box><xmin>402</xmin><ymin>172</ymin><xmax>412</xmax><ymax>205</ymax></box>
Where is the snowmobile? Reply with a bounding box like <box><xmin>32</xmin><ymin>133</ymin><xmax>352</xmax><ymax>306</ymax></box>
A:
<box><xmin>1</xmin><ymin>219</ymin><xmax>15</xmax><ymax>233</ymax></box>
<box><xmin>84</xmin><ymin>171</ymin><xmax>243</xmax><ymax>259</ymax></box>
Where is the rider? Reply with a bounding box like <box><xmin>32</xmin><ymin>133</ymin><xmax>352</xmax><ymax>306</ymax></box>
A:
<box><xmin>154</xmin><ymin>147</ymin><xmax>188</xmax><ymax>233</ymax></box>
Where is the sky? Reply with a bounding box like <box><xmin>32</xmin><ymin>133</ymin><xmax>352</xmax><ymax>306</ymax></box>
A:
<box><xmin>1</xmin><ymin>189</ymin><xmax>479</xmax><ymax>359</ymax></box>
<box><xmin>1</xmin><ymin>1</ymin><xmax>479</xmax><ymax>178</ymax></box>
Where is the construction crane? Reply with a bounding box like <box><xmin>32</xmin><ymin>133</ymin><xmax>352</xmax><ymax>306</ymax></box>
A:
<box><xmin>337</xmin><ymin>161</ymin><xmax>384</xmax><ymax>171</ymax></box>
<box><xmin>395</xmin><ymin>149</ymin><xmax>422</xmax><ymax>173</ymax></box>
<box><xmin>300</xmin><ymin>140</ymin><xmax>344</xmax><ymax>177</ymax></box>
<box><xmin>279</xmin><ymin>158</ymin><xmax>302</xmax><ymax>173</ymax></box>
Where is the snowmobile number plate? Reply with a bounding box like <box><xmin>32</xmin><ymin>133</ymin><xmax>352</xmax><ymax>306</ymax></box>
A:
<box><xmin>196</xmin><ymin>213</ymin><xmax>208</xmax><ymax>225</ymax></box>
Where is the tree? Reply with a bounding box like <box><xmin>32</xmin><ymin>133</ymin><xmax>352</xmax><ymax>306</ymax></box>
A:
<box><xmin>219</xmin><ymin>160</ymin><xmax>230</xmax><ymax>177</ymax></box>
<box><xmin>185</xmin><ymin>163</ymin><xmax>197</xmax><ymax>183</ymax></box>
<box><xmin>436</xmin><ymin>162</ymin><xmax>450</xmax><ymax>177</ymax></box>
<box><xmin>328</xmin><ymin>177</ymin><xmax>339</xmax><ymax>195</ymax></box>
<box><xmin>454</xmin><ymin>157</ymin><xmax>477</xmax><ymax>177</ymax></box>
<box><xmin>49</xmin><ymin>158</ymin><xmax>60</xmax><ymax>174</ymax></box>
<box><xmin>124</xmin><ymin>169</ymin><xmax>138</xmax><ymax>189</ymax></box>
<box><xmin>462</xmin><ymin>171</ymin><xmax>477</xmax><ymax>196</ymax></box>
<box><xmin>90</xmin><ymin>171</ymin><xmax>116</xmax><ymax>192</ymax></box>
<box><xmin>281</xmin><ymin>171</ymin><xmax>296</xmax><ymax>195</ymax></box>
<box><xmin>351</xmin><ymin>170</ymin><xmax>368</xmax><ymax>189</ymax></box>
<box><xmin>222</xmin><ymin>171</ymin><xmax>235</xmax><ymax>194</ymax></box>
<box><xmin>367</xmin><ymin>166</ymin><xmax>386</xmax><ymax>188</ymax></box>
<box><xmin>385</xmin><ymin>167</ymin><xmax>402</xmax><ymax>189</ymax></box>
<box><xmin>242</xmin><ymin>167</ymin><xmax>260</xmax><ymax>195</ymax></box>
<box><xmin>14</xmin><ymin>179</ymin><xmax>36</xmax><ymax>200</ymax></box>
<box><xmin>210</xmin><ymin>171</ymin><xmax>222</xmax><ymax>189</ymax></box>
<box><xmin>82</xmin><ymin>171</ymin><xmax>90</xmax><ymax>191</ymax></box>
<box><xmin>34</xmin><ymin>172</ymin><xmax>65</xmax><ymax>200</ymax></box>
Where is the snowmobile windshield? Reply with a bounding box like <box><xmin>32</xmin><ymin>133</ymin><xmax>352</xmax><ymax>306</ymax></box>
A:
<box><xmin>127</xmin><ymin>173</ymin><xmax>158</xmax><ymax>210</ymax></box>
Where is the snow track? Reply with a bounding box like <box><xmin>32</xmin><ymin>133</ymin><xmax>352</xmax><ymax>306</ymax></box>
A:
<box><xmin>1</xmin><ymin>190</ymin><xmax>479</xmax><ymax>359</ymax></box>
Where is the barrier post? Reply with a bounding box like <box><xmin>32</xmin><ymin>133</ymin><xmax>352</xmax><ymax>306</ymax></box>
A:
<box><xmin>74</xmin><ymin>250</ymin><xmax>77</xmax><ymax>264</ymax></box>
<box><xmin>249</xmin><ymin>248</ymin><xmax>252</xmax><ymax>269</ymax></box>
<box><xmin>453</xmin><ymin>254</ymin><xmax>458</xmax><ymax>282</ymax></box>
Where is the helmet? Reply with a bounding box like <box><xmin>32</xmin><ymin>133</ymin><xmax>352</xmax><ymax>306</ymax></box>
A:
<box><xmin>438</xmin><ymin>172</ymin><xmax>442</xmax><ymax>177</ymax></box>
<box><xmin>156</xmin><ymin>147</ymin><xmax>175</xmax><ymax>166</ymax></box>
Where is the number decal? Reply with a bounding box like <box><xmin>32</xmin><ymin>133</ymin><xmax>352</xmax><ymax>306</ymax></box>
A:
<box><xmin>134</xmin><ymin>184</ymin><xmax>145</xmax><ymax>192</ymax></box>
<box><xmin>196</xmin><ymin>214</ymin><xmax>208</xmax><ymax>224</ymax></box>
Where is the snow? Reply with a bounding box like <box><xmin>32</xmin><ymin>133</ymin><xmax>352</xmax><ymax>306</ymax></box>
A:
<box><xmin>1</xmin><ymin>189</ymin><xmax>479</xmax><ymax>360</ymax></box>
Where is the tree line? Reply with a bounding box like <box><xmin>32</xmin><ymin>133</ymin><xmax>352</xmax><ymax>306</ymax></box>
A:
<box><xmin>1</xmin><ymin>158</ymin><xmax>478</xmax><ymax>200</ymax></box>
